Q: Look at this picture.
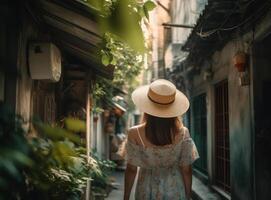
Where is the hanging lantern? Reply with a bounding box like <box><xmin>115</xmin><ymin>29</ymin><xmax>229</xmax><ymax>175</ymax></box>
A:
<box><xmin>233</xmin><ymin>52</ymin><xmax>247</xmax><ymax>72</ymax></box>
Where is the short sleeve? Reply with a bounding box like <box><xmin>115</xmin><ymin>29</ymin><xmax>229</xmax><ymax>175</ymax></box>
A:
<box><xmin>179</xmin><ymin>129</ymin><xmax>199</xmax><ymax>166</ymax></box>
<box><xmin>125</xmin><ymin>139</ymin><xmax>145</xmax><ymax>167</ymax></box>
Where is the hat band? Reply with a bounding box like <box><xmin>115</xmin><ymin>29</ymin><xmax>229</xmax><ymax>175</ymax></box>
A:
<box><xmin>148</xmin><ymin>88</ymin><xmax>176</xmax><ymax>105</ymax></box>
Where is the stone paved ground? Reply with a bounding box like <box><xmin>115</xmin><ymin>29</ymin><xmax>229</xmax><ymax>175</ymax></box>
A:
<box><xmin>106</xmin><ymin>172</ymin><xmax>220</xmax><ymax>200</ymax></box>
<box><xmin>192</xmin><ymin>176</ymin><xmax>221</xmax><ymax>200</ymax></box>
<box><xmin>106</xmin><ymin>170</ymin><xmax>136</xmax><ymax>200</ymax></box>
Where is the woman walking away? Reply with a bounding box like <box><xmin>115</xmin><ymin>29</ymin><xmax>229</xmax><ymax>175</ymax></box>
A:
<box><xmin>124</xmin><ymin>79</ymin><xmax>199</xmax><ymax>200</ymax></box>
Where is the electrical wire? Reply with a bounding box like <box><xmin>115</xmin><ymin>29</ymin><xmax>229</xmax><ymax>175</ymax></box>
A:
<box><xmin>196</xmin><ymin>1</ymin><xmax>241</xmax><ymax>38</ymax></box>
<box><xmin>196</xmin><ymin>0</ymin><xmax>270</xmax><ymax>38</ymax></box>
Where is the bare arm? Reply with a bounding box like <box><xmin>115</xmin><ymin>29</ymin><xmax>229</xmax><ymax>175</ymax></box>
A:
<box><xmin>180</xmin><ymin>165</ymin><xmax>192</xmax><ymax>200</ymax></box>
<box><xmin>124</xmin><ymin>163</ymin><xmax>137</xmax><ymax>200</ymax></box>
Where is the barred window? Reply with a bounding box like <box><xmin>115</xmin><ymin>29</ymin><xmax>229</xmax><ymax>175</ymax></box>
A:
<box><xmin>214</xmin><ymin>80</ymin><xmax>230</xmax><ymax>193</ymax></box>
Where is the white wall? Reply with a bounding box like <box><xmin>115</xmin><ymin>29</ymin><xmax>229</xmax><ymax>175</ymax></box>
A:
<box><xmin>148</xmin><ymin>0</ymin><xmax>171</xmax><ymax>78</ymax></box>
<box><xmin>171</xmin><ymin>0</ymin><xmax>207</xmax><ymax>44</ymax></box>
<box><xmin>92</xmin><ymin>113</ymin><xmax>108</xmax><ymax>159</ymax></box>
<box><xmin>164</xmin><ymin>0</ymin><xmax>207</xmax><ymax>69</ymax></box>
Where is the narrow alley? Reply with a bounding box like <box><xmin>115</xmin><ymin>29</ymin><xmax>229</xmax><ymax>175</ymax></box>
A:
<box><xmin>1</xmin><ymin>0</ymin><xmax>271</xmax><ymax>200</ymax></box>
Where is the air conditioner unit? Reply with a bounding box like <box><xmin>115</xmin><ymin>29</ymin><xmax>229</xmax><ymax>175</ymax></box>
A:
<box><xmin>29</xmin><ymin>43</ymin><xmax>62</xmax><ymax>82</ymax></box>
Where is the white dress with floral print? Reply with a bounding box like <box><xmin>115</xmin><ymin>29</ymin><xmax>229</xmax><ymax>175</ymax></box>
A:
<box><xmin>125</xmin><ymin>127</ymin><xmax>199</xmax><ymax>200</ymax></box>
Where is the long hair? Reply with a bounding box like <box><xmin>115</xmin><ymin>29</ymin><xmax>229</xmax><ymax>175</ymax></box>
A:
<box><xmin>143</xmin><ymin>113</ymin><xmax>182</xmax><ymax>146</ymax></box>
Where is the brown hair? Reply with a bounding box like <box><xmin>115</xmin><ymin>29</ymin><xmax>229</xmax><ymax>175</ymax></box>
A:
<box><xmin>143</xmin><ymin>113</ymin><xmax>182</xmax><ymax>146</ymax></box>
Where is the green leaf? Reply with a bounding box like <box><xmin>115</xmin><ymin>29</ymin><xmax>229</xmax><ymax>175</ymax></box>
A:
<box><xmin>0</xmin><ymin>159</ymin><xmax>19</xmax><ymax>178</ymax></box>
<box><xmin>35</xmin><ymin>123</ymin><xmax>82</xmax><ymax>144</ymax></box>
<box><xmin>143</xmin><ymin>5</ymin><xmax>149</xmax><ymax>20</ymax></box>
<box><xmin>69</xmin><ymin>156</ymin><xmax>85</xmax><ymax>174</ymax></box>
<box><xmin>144</xmin><ymin>1</ymin><xmax>156</xmax><ymax>11</ymax></box>
<box><xmin>8</xmin><ymin>150</ymin><xmax>33</xmax><ymax>167</ymax></box>
<box><xmin>101</xmin><ymin>54</ymin><xmax>110</xmax><ymax>66</ymax></box>
<box><xmin>137</xmin><ymin>6</ymin><xmax>145</xmax><ymax>18</ymax></box>
<box><xmin>64</xmin><ymin>118</ymin><xmax>86</xmax><ymax>133</ymax></box>
<box><xmin>110</xmin><ymin>56</ymin><xmax>117</xmax><ymax>65</ymax></box>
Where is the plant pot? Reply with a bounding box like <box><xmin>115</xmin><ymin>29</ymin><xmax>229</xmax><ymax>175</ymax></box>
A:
<box><xmin>233</xmin><ymin>52</ymin><xmax>247</xmax><ymax>72</ymax></box>
<box><xmin>93</xmin><ymin>115</ymin><xmax>99</xmax><ymax>122</ymax></box>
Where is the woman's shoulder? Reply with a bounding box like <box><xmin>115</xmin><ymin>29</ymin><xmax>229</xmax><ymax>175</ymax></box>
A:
<box><xmin>128</xmin><ymin>124</ymin><xmax>145</xmax><ymax>134</ymax></box>
<box><xmin>127</xmin><ymin>124</ymin><xmax>144</xmax><ymax>144</ymax></box>
<box><xmin>129</xmin><ymin>123</ymin><xmax>144</xmax><ymax>130</ymax></box>
<box><xmin>180</xmin><ymin>126</ymin><xmax>191</xmax><ymax>139</ymax></box>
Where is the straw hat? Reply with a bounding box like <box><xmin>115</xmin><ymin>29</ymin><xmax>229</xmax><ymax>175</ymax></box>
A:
<box><xmin>131</xmin><ymin>79</ymin><xmax>189</xmax><ymax>118</ymax></box>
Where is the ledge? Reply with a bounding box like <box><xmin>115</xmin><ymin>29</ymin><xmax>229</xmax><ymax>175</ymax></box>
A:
<box><xmin>211</xmin><ymin>186</ymin><xmax>231</xmax><ymax>200</ymax></box>
<box><xmin>192</xmin><ymin>176</ymin><xmax>222</xmax><ymax>200</ymax></box>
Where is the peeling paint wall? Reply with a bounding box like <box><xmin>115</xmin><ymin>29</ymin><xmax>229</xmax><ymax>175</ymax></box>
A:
<box><xmin>215</xmin><ymin>41</ymin><xmax>253</xmax><ymax>200</ymax></box>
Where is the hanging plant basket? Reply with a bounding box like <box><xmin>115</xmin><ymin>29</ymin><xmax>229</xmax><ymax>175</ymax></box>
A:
<box><xmin>233</xmin><ymin>52</ymin><xmax>247</xmax><ymax>72</ymax></box>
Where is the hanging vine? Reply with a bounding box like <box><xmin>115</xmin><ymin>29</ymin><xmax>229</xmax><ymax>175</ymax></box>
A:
<box><xmin>81</xmin><ymin>0</ymin><xmax>156</xmax><ymax>112</ymax></box>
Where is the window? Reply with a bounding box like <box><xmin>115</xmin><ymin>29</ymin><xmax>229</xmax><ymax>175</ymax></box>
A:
<box><xmin>214</xmin><ymin>80</ymin><xmax>230</xmax><ymax>193</ymax></box>
<box><xmin>192</xmin><ymin>93</ymin><xmax>207</xmax><ymax>173</ymax></box>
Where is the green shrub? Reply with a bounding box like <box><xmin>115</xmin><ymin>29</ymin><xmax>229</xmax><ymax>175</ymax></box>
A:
<box><xmin>0</xmin><ymin>104</ymin><xmax>115</xmax><ymax>200</ymax></box>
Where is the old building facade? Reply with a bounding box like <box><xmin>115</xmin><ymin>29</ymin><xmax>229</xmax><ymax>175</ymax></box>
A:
<box><xmin>164</xmin><ymin>0</ymin><xmax>271</xmax><ymax>199</ymax></box>
<box><xmin>0</xmin><ymin>0</ymin><xmax>115</xmax><ymax>161</ymax></box>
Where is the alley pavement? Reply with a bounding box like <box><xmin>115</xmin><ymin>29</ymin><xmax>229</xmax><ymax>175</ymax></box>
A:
<box><xmin>106</xmin><ymin>171</ymin><xmax>220</xmax><ymax>200</ymax></box>
<box><xmin>106</xmin><ymin>170</ymin><xmax>137</xmax><ymax>200</ymax></box>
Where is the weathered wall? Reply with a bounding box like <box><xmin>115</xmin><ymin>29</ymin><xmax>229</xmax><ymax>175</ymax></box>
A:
<box><xmin>190</xmin><ymin>39</ymin><xmax>254</xmax><ymax>199</ymax></box>
<box><xmin>252</xmin><ymin>9</ymin><xmax>271</xmax><ymax>200</ymax></box>
<box><xmin>1</xmin><ymin>3</ymin><xmax>19</xmax><ymax>113</ymax></box>
<box><xmin>215</xmin><ymin>42</ymin><xmax>253</xmax><ymax>200</ymax></box>
<box><xmin>15</xmin><ymin>9</ymin><xmax>41</xmax><ymax>131</ymax></box>
<box><xmin>149</xmin><ymin>0</ymin><xmax>171</xmax><ymax>78</ymax></box>
<box><xmin>251</xmin><ymin>35</ymin><xmax>271</xmax><ymax>200</ymax></box>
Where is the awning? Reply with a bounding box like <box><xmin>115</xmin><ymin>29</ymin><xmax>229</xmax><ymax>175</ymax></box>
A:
<box><xmin>32</xmin><ymin>0</ymin><xmax>115</xmax><ymax>79</ymax></box>
<box><xmin>182</xmin><ymin>0</ymin><xmax>271</xmax><ymax>64</ymax></box>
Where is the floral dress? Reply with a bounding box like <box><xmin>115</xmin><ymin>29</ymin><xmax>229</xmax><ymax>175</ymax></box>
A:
<box><xmin>125</xmin><ymin>127</ymin><xmax>199</xmax><ymax>200</ymax></box>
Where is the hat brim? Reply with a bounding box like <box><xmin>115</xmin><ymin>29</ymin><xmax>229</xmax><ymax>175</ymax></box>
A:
<box><xmin>113</xmin><ymin>102</ymin><xmax>127</xmax><ymax>112</ymax></box>
<box><xmin>131</xmin><ymin>85</ymin><xmax>190</xmax><ymax>118</ymax></box>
